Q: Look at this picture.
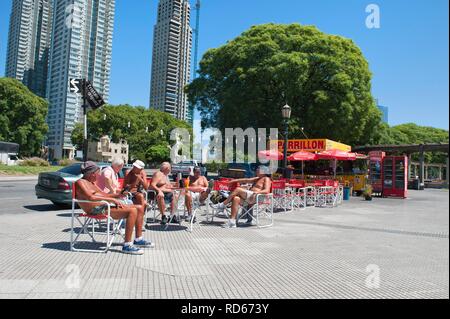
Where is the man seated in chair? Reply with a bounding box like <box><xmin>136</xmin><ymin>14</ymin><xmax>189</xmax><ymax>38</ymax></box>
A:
<box><xmin>150</xmin><ymin>162</ymin><xmax>177</xmax><ymax>225</ymax></box>
<box><xmin>96</xmin><ymin>157</ymin><xmax>124</xmax><ymax>194</ymax></box>
<box><xmin>75</xmin><ymin>161</ymin><xmax>154</xmax><ymax>255</ymax></box>
<box><xmin>185</xmin><ymin>167</ymin><xmax>210</xmax><ymax>224</ymax></box>
<box><xmin>123</xmin><ymin>160</ymin><xmax>149</xmax><ymax>208</ymax></box>
<box><xmin>213</xmin><ymin>166</ymin><xmax>272</xmax><ymax>229</ymax></box>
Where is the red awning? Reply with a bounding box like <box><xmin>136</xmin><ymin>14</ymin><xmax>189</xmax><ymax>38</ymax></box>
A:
<box><xmin>258</xmin><ymin>150</ymin><xmax>284</xmax><ymax>160</ymax></box>
<box><xmin>317</xmin><ymin>149</ymin><xmax>356</xmax><ymax>161</ymax></box>
<box><xmin>287</xmin><ymin>151</ymin><xmax>318</xmax><ymax>162</ymax></box>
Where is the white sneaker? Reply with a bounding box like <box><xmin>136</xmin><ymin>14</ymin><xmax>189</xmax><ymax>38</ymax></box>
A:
<box><xmin>222</xmin><ymin>220</ymin><xmax>237</xmax><ymax>229</ymax></box>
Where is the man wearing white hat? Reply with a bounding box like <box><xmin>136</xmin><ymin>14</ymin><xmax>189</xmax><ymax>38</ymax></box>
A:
<box><xmin>124</xmin><ymin>160</ymin><xmax>149</xmax><ymax>209</ymax></box>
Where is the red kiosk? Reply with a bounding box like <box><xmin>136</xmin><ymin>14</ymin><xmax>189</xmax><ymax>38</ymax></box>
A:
<box><xmin>369</xmin><ymin>151</ymin><xmax>385</xmax><ymax>195</ymax></box>
<box><xmin>382</xmin><ymin>156</ymin><xmax>408</xmax><ymax>198</ymax></box>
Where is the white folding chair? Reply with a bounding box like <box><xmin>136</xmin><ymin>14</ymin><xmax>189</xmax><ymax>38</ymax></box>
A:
<box><xmin>183</xmin><ymin>190</ymin><xmax>203</xmax><ymax>232</ymax></box>
<box><xmin>272</xmin><ymin>180</ymin><xmax>293</xmax><ymax>213</ymax></box>
<box><xmin>238</xmin><ymin>193</ymin><xmax>274</xmax><ymax>228</ymax></box>
<box><xmin>315</xmin><ymin>186</ymin><xmax>337</xmax><ymax>208</ymax></box>
<box><xmin>205</xmin><ymin>181</ymin><xmax>235</xmax><ymax>224</ymax></box>
<box><xmin>292</xmin><ymin>187</ymin><xmax>307</xmax><ymax>210</ymax></box>
<box><xmin>70</xmin><ymin>185</ymin><xmax>123</xmax><ymax>254</ymax></box>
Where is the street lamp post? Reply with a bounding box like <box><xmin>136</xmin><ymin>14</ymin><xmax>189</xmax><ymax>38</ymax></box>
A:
<box><xmin>281</xmin><ymin>104</ymin><xmax>292</xmax><ymax>178</ymax></box>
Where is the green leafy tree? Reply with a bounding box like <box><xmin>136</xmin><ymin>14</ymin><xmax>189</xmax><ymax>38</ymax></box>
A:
<box><xmin>71</xmin><ymin>104</ymin><xmax>191</xmax><ymax>164</ymax></box>
<box><xmin>186</xmin><ymin>23</ymin><xmax>383</xmax><ymax>146</ymax></box>
<box><xmin>0</xmin><ymin>78</ymin><xmax>48</xmax><ymax>157</ymax></box>
<box><xmin>380</xmin><ymin>123</ymin><xmax>449</xmax><ymax>163</ymax></box>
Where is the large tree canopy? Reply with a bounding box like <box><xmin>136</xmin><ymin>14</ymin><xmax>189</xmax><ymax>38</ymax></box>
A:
<box><xmin>186</xmin><ymin>23</ymin><xmax>384</xmax><ymax>146</ymax></box>
<box><xmin>71</xmin><ymin>105</ymin><xmax>191</xmax><ymax>164</ymax></box>
<box><xmin>0</xmin><ymin>77</ymin><xmax>48</xmax><ymax>157</ymax></box>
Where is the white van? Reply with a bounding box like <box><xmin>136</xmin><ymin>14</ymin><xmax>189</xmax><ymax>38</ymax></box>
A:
<box><xmin>0</xmin><ymin>142</ymin><xmax>20</xmax><ymax>166</ymax></box>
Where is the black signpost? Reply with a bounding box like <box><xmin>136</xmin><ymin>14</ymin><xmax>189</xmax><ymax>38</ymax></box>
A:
<box><xmin>69</xmin><ymin>78</ymin><xmax>105</xmax><ymax>162</ymax></box>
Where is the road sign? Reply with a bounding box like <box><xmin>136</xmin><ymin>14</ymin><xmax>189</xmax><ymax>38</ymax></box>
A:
<box><xmin>84</xmin><ymin>80</ymin><xmax>105</xmax><ymax>110</ymax></box>
<box><xmin>69</xmin><ymin>78</ymin><xmax>83</xmax><ymax>94</ymax></box>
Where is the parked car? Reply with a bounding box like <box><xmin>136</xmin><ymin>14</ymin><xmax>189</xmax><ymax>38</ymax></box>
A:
<box><xmin>219</xmin><ymin>163</ymin><xmax>258</xmax><ymax>179</ymax></box>
<box><xmin>35</xmin><ymin>163</ymin><xmax>131</xmax><ymax>208</ymax></box>
<box><xmin>171</xmin><ymin>160</ymin><xmax>207</xmax><ymax>179</ymax></box>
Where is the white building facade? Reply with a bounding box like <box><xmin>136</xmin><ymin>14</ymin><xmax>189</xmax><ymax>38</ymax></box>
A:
<box><xmin>46</xmin><ymin>0</ymin><xmax>115</xmax><ymax>160</ymax></box>
<box><xmin>150</xmin><ymin>0</ymin><xmax>192</xmax><ymax>121</ymax></box>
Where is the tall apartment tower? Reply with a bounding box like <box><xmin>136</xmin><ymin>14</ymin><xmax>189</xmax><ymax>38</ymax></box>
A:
<box><xmin>5</xmin><ymin>0</ymin><xmax>53</xmax><ymax>98</ymax></box>
<box><xmin>46</xmin><ymin>0</ymin><xmax>115</xmax><ymax>160</ymax></box>
<box><xmin>150</xmin><ymin>0</ymin><xmax>193</xmax><ymax>121</ymax></box>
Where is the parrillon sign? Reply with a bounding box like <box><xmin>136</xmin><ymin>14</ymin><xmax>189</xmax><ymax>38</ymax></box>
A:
<box><xmin>275</xmin><ymin>139</ymin><xmax>352</xmax><ymax>153</ymax></box>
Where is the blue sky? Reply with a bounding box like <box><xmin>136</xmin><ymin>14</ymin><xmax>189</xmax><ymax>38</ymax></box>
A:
<box><xmin>0</xmin><ymin>0</ymin><xmax>448</xmax><ymax>129</ymax></box>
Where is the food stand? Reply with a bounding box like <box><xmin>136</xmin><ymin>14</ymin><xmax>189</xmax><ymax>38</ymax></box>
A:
<box><xmin>273</xmin><ymin>139</ymin><xmax>369</xmax><ymax>193</ymax></box>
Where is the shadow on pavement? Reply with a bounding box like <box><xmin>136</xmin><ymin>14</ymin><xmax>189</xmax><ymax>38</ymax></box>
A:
<box><xmin>42</xmin><ymin>241</ymin><xmax>123</xmax><ymax>252</ymax></box>
<box><xmin>41</xmin><ymin>242</ymin><xmax>71</xmax><ymax>252</ymax></box>
<box><xmin>57</xmin><ymin>213</ymin><xmax>73</xmax><ymax>218</ymax></box>
<box><xmin>145</xmin><ymin>224</ymin><xmax>188</xmax><ymax>232</ymax></box>
<box><xmin>24</xmin><ymin>204</ymin><xmax>68</xmax><ymax>212</ymax></box>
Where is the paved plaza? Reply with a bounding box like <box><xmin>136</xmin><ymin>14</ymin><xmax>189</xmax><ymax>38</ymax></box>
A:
<box><xmin>0</xmin><ymin>185</ymin><xmax>448</xmax><ymax>299</ymax></box>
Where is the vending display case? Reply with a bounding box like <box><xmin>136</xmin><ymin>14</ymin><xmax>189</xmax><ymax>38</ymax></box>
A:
<box><xmin>369</xmin><ymin>151</ymin><xmax>385</xmax><ymax>194</ymax></box>
<box><xmin>382</xmin><ymin>156</ymin><xmax>408</xmax><ymax>198</ymax></box>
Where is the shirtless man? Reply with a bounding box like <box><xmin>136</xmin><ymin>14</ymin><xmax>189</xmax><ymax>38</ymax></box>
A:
<box><xmin>75</xmin><ymin>161</ymin><xmax>154</xmax><ymax>255</ymax></box>
<box><xmin>185</xmin><ymin>167</ymin><xmax>210</xmax><ymax>223</ymax></box>
<box><xmin>150</xmin><ymin>162</ymin><xmax>177</xmax><ymax>225</ymax></box>
<box><xmin>213</xmin><ymin>166</ymin><xmax>272</xmax><ymax>228</ymax></box>
<box><xmin>123</xmin><ymin>160</ymin><xmax>149</xmax><ymax>208</ymax></box>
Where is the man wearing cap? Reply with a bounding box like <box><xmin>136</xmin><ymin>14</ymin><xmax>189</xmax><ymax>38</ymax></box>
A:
<box><xmin>75</xmin><ymin>161</ymin><xmax>154</xmax><ymax>255</ymax></box>
<box><xmin>212</xmin><ymin>166</ymin><xmax>272</xmax><ymax>228</ymax></box>
<box><xmin>124</xmin><ymin>160</ymin><xmax>149</xmax><ymax>208</ymax></box>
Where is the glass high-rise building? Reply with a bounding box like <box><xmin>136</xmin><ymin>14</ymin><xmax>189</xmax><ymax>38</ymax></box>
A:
<box><xmin>5</xmin><ymin>0</ymin><xmax>53</xmax><ymax>98</ymax></box>
<box><xmin>46</xmin><ymin>0</ymin><xmax>115</xmax><ymax>160</ymax></box>
<box><xmin>150</xmin><ymin>0</ymin><xmax>192</xmax><ymax>121</ymax></box>
<box><xmin>377</xmin><ymin>102</ymin><xmax>389</xmax><ymax>124</ymax></box>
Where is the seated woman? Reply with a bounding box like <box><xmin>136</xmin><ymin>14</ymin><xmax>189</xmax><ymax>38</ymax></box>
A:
<box><xmin>75</xmin><ymin>161</ymin><xmax>154</xmax><ymax>255</ymax></box>
<box><xmin>213</xmin><ymin>166</ymin><xmax>272</xmax><ymax>228</ymax></box>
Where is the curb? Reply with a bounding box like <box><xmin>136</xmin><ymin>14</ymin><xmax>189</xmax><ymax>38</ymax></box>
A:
<box><xmin>0</xmin><ymin>176</ymin><xmax>38</xmax><ymax>182</ymax></box>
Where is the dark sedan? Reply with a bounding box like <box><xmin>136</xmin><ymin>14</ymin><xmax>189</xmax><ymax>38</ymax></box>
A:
<box><xmin>35</xmin><ymin>163</ymin><xmax>130</xmax><ymax>208</ymax></box>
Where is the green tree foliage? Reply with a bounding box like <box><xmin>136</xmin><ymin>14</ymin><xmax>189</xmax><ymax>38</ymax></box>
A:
<box><xmin>0</xmin><ymin>78</ymin><xmax>48</xmax><ymax>157</ymax></box>
<box><xmin>380</xmin><ymin>123</ymin><xmax>449</xmax><ymax>163</ymax></box>
<box><xmin>72</xmin><ymin>105</ymin><xmax>191</xmax><ymax>164</ymax></box>
<box><xmin>186</xmin><ymin>23</ymin><xmax>383</xmax><ymax>146</ymax></box>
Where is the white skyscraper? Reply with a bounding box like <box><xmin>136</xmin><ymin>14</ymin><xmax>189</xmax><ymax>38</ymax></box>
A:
<box><xmin>150</xmin><ymin>0</ymin><xmax>192</xmax><ymax>121</ymax></box>
<box><xmin>46</xmin><ymin>0</ymin><xmax>115</xmax><ymax>160</ymax></box>
<box><xmin>5</xmin><ymin>0</ymin><xmax>53</xmax><ymax>98</ymax></box>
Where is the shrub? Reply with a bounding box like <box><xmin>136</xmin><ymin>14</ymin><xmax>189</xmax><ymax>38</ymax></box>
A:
<box><xmin>19</xmin><ymin>157</ymin><xmax>50</xmax><ymax>167</ymax></box>
<box><xmin>58</xmin><ymin>159</ymin><xmax>78</xmax><ymax>167</ymax></box>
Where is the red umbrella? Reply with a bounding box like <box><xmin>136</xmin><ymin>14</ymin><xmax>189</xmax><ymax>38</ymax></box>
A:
<box><xmin>317</xmin><ymin>149</ymin><xmax>356</xmax><ymax>178</ymax></box>
<box><xmin>317</xmin><ymin>149</ymin><xmax>356</xmax><ymax>161</ymax></box>
<box><xmin>288</xmin><ymin>151</ymin><xmax>318</xmax><ymax>162</ymax></box>
<box><xmin>258</xmin><ymin>150</ymin><xmax>284</xmax><ymax>161</ymax></box>
<box><xmin>288</xmin><ymin>151</ymin><xmax>318</xmax><ymax>179</ymax></box>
